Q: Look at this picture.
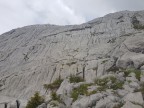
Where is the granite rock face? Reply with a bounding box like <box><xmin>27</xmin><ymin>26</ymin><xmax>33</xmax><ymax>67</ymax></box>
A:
<box><xmin>1</xmin><ymin>10</ymin><xmax>144</xmax><ymax>107</ymax></box>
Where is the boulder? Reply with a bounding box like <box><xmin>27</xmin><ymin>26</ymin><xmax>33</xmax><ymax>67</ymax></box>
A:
<box><xmin>117</xmin><ymin>89</ymin><xmax>129</xmax><ymax>97</ymax></box>
<box><xmin>122</xmin><ymin>101</ymin><xmax>142</xmax><ymax>108</ymax></box>
<box><xmin>56</xmin><ymin>79</ymin><xmax>73</xmax><ymax>96</ymax></box>
<box><xmin>37</xmin><ymin>103</ymin><xmax>47</xmax><ymax>108</ymax></box>
<box><xmin>72</xmin><ymin>93</ymin><xmax>103</xmax><ymax>108</ymax></box>
<box><xmin>95</xmin><ymin>96</ymin><xmax>115</xmax><ymax>108</ymax></box>
<box><xmin>60</xmin><ymin>95</ymin><xmax>73</xmax><ymax>107</ymax></box>
<box><xmin>124</xmin><ymin>92</ymin><xmax>144</xmax><ymax>105</ymax></box>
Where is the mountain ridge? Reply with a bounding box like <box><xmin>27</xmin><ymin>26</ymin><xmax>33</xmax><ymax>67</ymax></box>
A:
<box><xmin>0</xmin><ymin>10</ymin><xmax>144</xmax><ymax>108</ymax></box>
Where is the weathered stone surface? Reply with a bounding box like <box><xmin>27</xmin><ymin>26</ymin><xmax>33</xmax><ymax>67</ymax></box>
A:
<box><xmin>60</xmin><ymin>95</ymin><xmax>73</xmax><ymax>107</ymax></box>
<box><xmin>129</xmin><ymin>82</ymin><xmax>140</xmax><ymax>89</ymax></box>
<box><xmin>1</xmin><ymin>10</ymin><xmax>144</xmax><ymax>106</ymax></box>
<box><xmin>37</xmin><ymin>103</ymin><xmax>47</xmax><ymax>108</ymax></box>
<box><xmin>56</xmin><ymin>79</ymin><xmax>73</xmax><ymax>96</ymax></box>
<box><xmin>122</xmin><ymin>101</ymin><xmax>142</xmax><ymax>108</ymax></box>
<box><xmin>72</xmin><ymin>96</ymin><xmax>90</xmax><ymax>108</ymax></box>
<box><xmin>72</xmin><ymin>93</ymin><xmax>103</xmax><ymax>108</ymax></box>
<box><xmin>95</xmin><ymin>96</ymin><xmax>116</xmax><ymax>108</ymax></box>
<box><xmin>124</xmin><ymin>92</ymin><xmax>144</xmax><ymax>105</ymax></box>
<box><xmin>117</xmin><ymin>89</ymin><xmax>129</xmax><ymax>97</ymax></box>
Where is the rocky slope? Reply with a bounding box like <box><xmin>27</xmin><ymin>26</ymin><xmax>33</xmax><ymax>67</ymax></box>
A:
<box><xmin>1</xmin><ymin>10</ymin><xmax>144</xmax><ymax>107</ymax></box>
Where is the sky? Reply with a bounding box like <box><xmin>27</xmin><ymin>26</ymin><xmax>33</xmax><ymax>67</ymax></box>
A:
<box><xmin>0</xmin><ymin>0</ymin><xmax>144</xmax><ymax>34</ymax></box>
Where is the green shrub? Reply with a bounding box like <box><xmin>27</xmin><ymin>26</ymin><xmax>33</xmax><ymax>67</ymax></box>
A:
<box><xmin>71</xmin><ymin>84</ymin><xmax>88</xmax><ymax>101</ymax></box>
<box><xmin>69</xmin><ymin>74</ymin><xmax>84</xmax><ymax>83</ymax></box>
<box><xmin>26</xmin><ymin>92</ymin><xmax>45</xmax><ymax>108</ymax></box>
<box><xmin>44</xmin><ymin>76</ymin><xmax>63</xmax><ymax>91</ymax></box>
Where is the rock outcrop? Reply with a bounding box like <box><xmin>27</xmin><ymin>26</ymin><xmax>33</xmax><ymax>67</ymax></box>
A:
<box><xmin>1</xmin><ymin>10</ymin><xmax>144</xmax><ymax>107</ymax></box>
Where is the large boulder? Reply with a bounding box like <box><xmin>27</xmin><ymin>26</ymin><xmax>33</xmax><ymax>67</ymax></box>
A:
<box><xmin>124</xmin><ymin>92</ymin><xmax>144</xmax><ymax>105</ymax></box>
<box><xmin>114</xmin><ymin>35</ymin><xmax>144</xmax><ymax>69</ymax></box>
<box><xmin>72</xmin><ymin>93</ymin><xmax>103</xmax><ymax>108</ymax></box>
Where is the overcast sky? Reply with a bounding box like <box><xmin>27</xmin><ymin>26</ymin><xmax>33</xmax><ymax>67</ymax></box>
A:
<box><xmin>0</xmin><ymin>0</ymin><xmax>144</xmax><ymax>34</ymax></box>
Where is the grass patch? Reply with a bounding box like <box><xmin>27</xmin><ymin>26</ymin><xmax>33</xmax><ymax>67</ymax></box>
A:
<box><xmin>71</xmin><ymin>84</ymin><xmax>88</xmax><ymax>101</ymax></box>
<box><xmin>110</xmin><ymin>81</ymin><xmax>124</xmax><ymax>90</ymax></box>
<box><xmin>123</xmin><ymin>68</ymin><xmax>141</xmax><ymax>81</ymax></box>
<box><xmin>94</xmin><ymin>76</ymin><xmax>124</xmax><ymax>91</ymax></box>
<box><xmin>51</xmin><ymin>91</ymin><xmax>61</xmax><ymax>102</ymax></box>
<box><xmin>94</xmin><ymin>77</ymin><xmax>109</xmax><ymax>86</ymax></box>
<box><xmin>94</xmin><ymin>76</ymin><xmax>116</xmax><ymax>86</ymax></box>
<box><xmin>69</xmin><ymin>74</ymin><xmax>84</xmax><ymax>83</ymax></box>
<box><xmin>43</xmin><ymin>76</ymin><xmax>63</xmax><ymax>91</ymax></box>
<box><xmin>87</xmin><ymin>90</ymin><xmax>97</xmax><ymax>96</ymax></box>
<box><xmin>133</xmin><ymin>24</ymin><xmax>144</xmax><ymax>30</ymax></box>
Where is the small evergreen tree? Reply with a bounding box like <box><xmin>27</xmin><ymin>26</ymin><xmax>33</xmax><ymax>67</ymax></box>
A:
<box><xmin>26</xmin><ymin>92</ymin><xmax>45</xmax><ymax>108</ymax></box>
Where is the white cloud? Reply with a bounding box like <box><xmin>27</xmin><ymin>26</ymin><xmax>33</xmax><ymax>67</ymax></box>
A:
<box><xmin>0</xmin><ymin>0</ymin><xmax>144</xmax><ymax>34</ymax></box>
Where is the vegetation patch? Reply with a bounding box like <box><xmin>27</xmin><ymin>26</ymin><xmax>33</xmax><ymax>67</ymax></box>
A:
<box><xmin>101</xmin><ymin>60</ymin><xmax>108</xmax><ymax>64</ymax></box>
<box><xmin>69</xmin><ymin>74</ymin><xmax>84</xmax><ymax>83</ymax></box>
<box><xmin>43</xmin><ymin>76</ymin><xmax>63</xmax><ymax>91</ymax></box>
<box><xmin>123</xmin><ymin>68</ymin><xmax>141</xmax><ymax>80</ymax></box>
<box><xmin>94</xmin><ymin>76</ymin><xmax>124</xmax><ymax>91</ymax></box>
<box><xmin>110</xmin><ymin>81</ymin><xmax>124</xmax><ymax>90</ymax></box>
<box><xmin>66</xmin><ymin>61</ymin><xmax>77</xmax><ymax>66</ymax></box>
<box><xmin>113</xmin><ymin>102</ymin><xmax>124</xmax><ymax>108</ymax></box>
<box><xmin>133</xmin><ymin>24</ymin><xmax>144</xmax><ymax>30</ymax></box>
<box><xmin>26</xmin><ymin>92</ymin><xmax>45</xmax><ymax>108</ymax></box>
<box><xmin>87</xmin><ymin>90</ymin><xmax>97</xmax><ymax>96</ymax></box>
<box><xmin>94</xmin><ymin>77</ymin><xmax>109</xmax><ymax>86</ymax></box>
<box><xmin>51</xmin><ymin>91</ymin><xmax>61</xmax><ymax>102</ymax></box>
<box><xmin>71</xmin><ymin>84</ymin><xmax>89</xmax><ymax>101</ymax></box>
<box><xmin>107</xmin><ymin>66</ymin><xmax>119</xmax><ymax>72</ymax></box>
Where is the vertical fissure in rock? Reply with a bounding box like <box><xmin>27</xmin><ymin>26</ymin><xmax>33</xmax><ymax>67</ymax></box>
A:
<box><xmin>83</xmin><ymin>64</ymin><xmax>86</xmax><ymax>80</ymax></box>
<box><xmin>16</xmin><ymin>100</ymin><xmax>20</xmax><ymax>108</ymax></box>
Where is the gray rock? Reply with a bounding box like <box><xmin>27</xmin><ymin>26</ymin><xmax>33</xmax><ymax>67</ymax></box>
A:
<box><xmin>129</xmin><ymin>82</ymin><xmax>140</xmax><ymax>89</ymax></box>
<box><xmin>72</xmin><ymin>96</ymin><xmax>90</xmax><ymax>108</ymax></box>
<box><xmin>123</xmin><ymin>84</ymin><xmax>135</xmax><ymax>92</ymax></box>
<box><xmin>37</xmin><ymin>103</ymin><xmax>47</xmax><ymax>108</ymax></box>
<box><xmin>117</xmin><ymin>89</ymin><xmax>129</xmax><ymax>97</ymax></box>
<box><xmin>60</xmin><ymin>95</ymin><xmax>73</xmax><ymax>107</ymax></box>
<box><xmin>1</xmin><ymin>10</ymin><xmax>144</xmax><ymax>104</ymax></box>
<box><xmin>124</xmin><ymin>92</ymin><xmax>144</xmax><ymax>105</ymax></box>
<box><xmin>122</xmin><ymin>101</ymin><xmax>142</xmax><ymax>108</ymax></box>
<box><xmin>95</xmin><ymin>97</ymin><xmax>115</xmax><ymax>108</ymax></box>
<box><xmin>72</xmin><ymin>93</ymin><xmax>103</xmax><ymax>108</ymax></box>
<box><xmin>56</xmin><ymin>79</ymin><xmax>73</xmax><ymax>96</ymax></box>
<box><xmin>140</xmin><ymin>73</ymin><xmax>144</xmax><ymax>83</ymax></box>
